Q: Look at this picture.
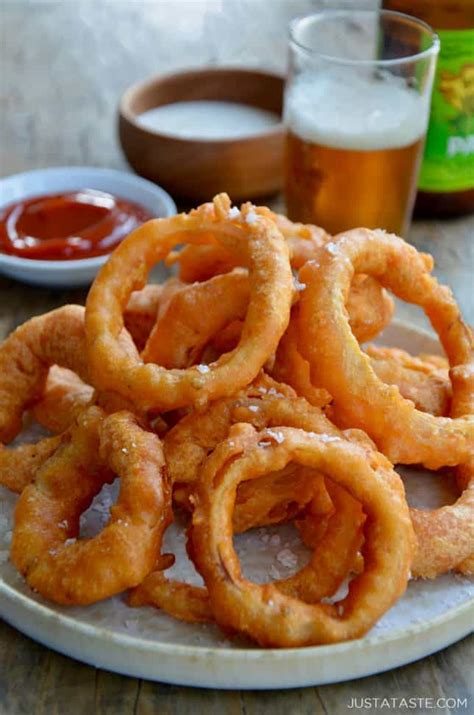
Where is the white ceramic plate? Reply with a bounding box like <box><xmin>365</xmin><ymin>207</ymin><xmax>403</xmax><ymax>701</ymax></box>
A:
<box><xmin>0</xmin><ymin>167</ymin><xmax>176</xmax><ymax>287</ymax></box>
<box><xmin>0</xmin><ymin>321</ymin><xmax>472</xmax><ymax>689</ymax></box>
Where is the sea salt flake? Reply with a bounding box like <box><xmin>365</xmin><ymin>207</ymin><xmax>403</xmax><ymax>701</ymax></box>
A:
<box><xmin>306</xmin><ymin>432</ymin><xmax>341</xmax><ymax>443</ymax></box>
<box><xmin>258</xmin><ymin>440</ymin><xmax>272</xmax><ymax>448</ymax></box>
<box><xmin>266</xmin><ymin>429</ymin><xmax>285</xmax><ymax>444</ymax></box>
<box><xmin>245</xmin><ymin>210</ymin><xmax>258</xmax><ymax>224</ymax></box>
<box><xmin>270</xmin><ymin>565</ymin><xmax>281</xmax><ymax>579</ymax></box>
<box><xmin>267</xmin><ymin>387</ymin><xmax>284</xmax><ymax>397</ymax></box>
<box><xmin>228</xmin><ymin>207</ymin><xmax>240</xmax><ymax>219</ymax></box>
<box><xmin>121</xmin><ymin>447</ymin><xmax>128</xmax><ymax>454</ymax></box>
<box><xmin>293</xmin><ymin>277</ymin><xmax>306</xmax><ymax>292</ymax></box>
<box><xmin>196</xmin><ymin>364</ymin><xmax>210</xmax><ymax>374</ymax></box>
<box><xmin>325</xmin><ymin>242</ymin><xmax>339</xmax><ymax>255</ymax></box>
<box><xmin>64</xmin><ymin>538</ymin><xmax>77</xmax><ymax>547</ymax></box>
<box><xmin>276</xmin><ymin>548</ymin><xmax>298</xmax><ymax>569</ymax></box>
<box><xmin>247</xmin><ymin>405</ymin><xmax>260</xmax><ymax>413</ymax></box>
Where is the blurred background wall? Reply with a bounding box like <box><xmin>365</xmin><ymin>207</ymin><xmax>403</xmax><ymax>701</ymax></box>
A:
<box><xmin>0</xmin><ymin>0</ymin><xmax>376</xmax><ymax>174</ymax></box>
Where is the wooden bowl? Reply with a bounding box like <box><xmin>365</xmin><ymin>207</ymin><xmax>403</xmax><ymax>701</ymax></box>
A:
<box><xmin>118</xmin><ymin>67</ymin><xmax>285</xmax><ymax>203</ymax></box>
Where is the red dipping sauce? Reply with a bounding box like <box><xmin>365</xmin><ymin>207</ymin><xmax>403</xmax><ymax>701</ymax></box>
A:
<box><xmin>0</xmin><ymin>189</ymin><xmax>153</xmax><ymax>260</ymax></box>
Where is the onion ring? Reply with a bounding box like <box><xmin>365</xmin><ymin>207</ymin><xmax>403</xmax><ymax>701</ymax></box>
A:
<box><xmin>164</xmin><ymin>206</ymin><xmax>393</xmax><ymax>345</ymax></box>
<box><xmin>124</xmin><ymin>279</ymin><xmax>185</xmax><ymax>351</ymax></box>
<box><xmin>163</xmin><ymin>384</ymin><xmax>368</xmax><ymax>613</ymax></box>
<box><xmin>271</xmin><ymin>308</ymin><xmax>332</xmax><ymax>408</ymax></box>
<box><xmin>129</xmin><ymin>571</ymin><xmax>213</xmax><ymax>624</ymax></box>
<box><xmin>346</xmin><ymin>274</ymin><xmax>394</xmax><ymax>343</ymax></box>
<box><xmin>0</xmin><ymin>435</ymin><xmax>61</xmax><ymax>494</ymax></box>
<box><xmin>0</xmin><ymin>305</ymin><xmax>90</xmax><ymax>442</ymax></box>
<box><xmin>142</xmin><ymin>270</ymin><xmax>392</xmax><ymax>369</ymax></box>
<box><xmin>164</xmin><ymin>209</ymin><xmax>329</xmax><ymax>280</ymax></box>
<box><xmin>298</xmin><ymin>229</ymin><xmax>474</xmax><ymax>469</ymax></box>
<box><xmin>142</xmin><ymin>269</ymin><xmax>250</xmax><ymax>367</ymax></box>
<box><xmin>272</xmin><ymin>311</ymin><xmax>439</xmax><ymax>411</ymax></box>
<box><xmin>165</xmin><ymin>374</ymin><xmax>324</xmax><ymax>529</ymax></box>
<box><xmin>0</xmin><ymin>304</ymin><xmax>138</xmax><ymax>442</ymax></box>
<box><xmin>11</xmin><ymin>408</ymin><xmax>172</xmax><ymax>605</ymax></box>
<box><xmin>132</xmin><ymin>452</ymin><xmax>364</xmax><ymax>623</ymax></box>
<box><xmin>276</xmin><ymin>479</ymin><xmax>365</xmax><ymax>603</ymax></box>
<box><xmin>163</xmin><ymin>374</ymin><xmax>332</xmax><ymax>491</ymax></box>
<box><xmin>365</xmin><ymin>345</ymin><xmax>451</xmax><ymax>417</ymax></box>
<box><xmin>85</xmin><ymin>194</ymin><xmax>293</xmax><ymax>412</ymax></box>
<box><xmin>31</xmin><ymin>366</ymin><xmax>94</xmax><ymax>434</ymax></box>
<box><xmin>410</xmin><ymin>365</ymin><xmax>474</xmax><ymax>578</ymax></box>
<box><xmin>273</xmin><ymin>319</ymin><xmax>453</xmax><ymax>416</ymax></box>
<box><xmin>189</xmin><ymin>423</ymin><xmax>414</xmax><ymax>647</ymax></box>
<box><xmin>124</xmin><ymin>284</ymin><xmax>162</xmax><ymax>351</ymax></box>
<box><xmin>133</xmin><ymin>381</ymin><xmax>368</xmax><ymax>623</ymax></box>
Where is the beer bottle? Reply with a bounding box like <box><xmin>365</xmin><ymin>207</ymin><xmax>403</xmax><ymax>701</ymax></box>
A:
<box><xmin>383</xmin><ymin>0</ymin><xmax>474</xmax><ymax>217</ymax></box>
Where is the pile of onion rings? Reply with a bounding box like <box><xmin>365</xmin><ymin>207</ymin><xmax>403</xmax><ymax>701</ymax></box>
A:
<box><xmin>0</xmin><ymin>194</ymin><xmax>472</xmax><ymax>647</ymax></box>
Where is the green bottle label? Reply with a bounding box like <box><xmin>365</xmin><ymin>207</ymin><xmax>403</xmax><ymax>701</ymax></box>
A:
<box><xmin>419</xmin><ymin>27</ymin><xmax>474</xmax><ymax>193</ymax></box>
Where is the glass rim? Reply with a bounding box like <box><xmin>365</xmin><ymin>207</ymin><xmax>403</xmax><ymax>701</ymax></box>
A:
<box><xmin>289</xmin><ymin>8</ymin><xmax>440</xmax><ymax>67</ymax></box>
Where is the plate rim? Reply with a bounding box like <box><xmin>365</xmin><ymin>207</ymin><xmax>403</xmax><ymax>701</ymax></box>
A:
<box><xmin>1</xmin><ymin>579</ymin><xmax>472</xmax><ymax>689</ymax></box>
<box><xmin>1</xmin><ymin>576</ymin><xmax>472</xmax><ymax>658</ymax></box>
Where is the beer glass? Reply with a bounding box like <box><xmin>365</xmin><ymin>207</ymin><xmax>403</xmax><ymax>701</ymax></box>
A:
<box><xmin>285</xmin><ymin>10</ymin><xmax>439</xmax><ymax>235</ymax></box>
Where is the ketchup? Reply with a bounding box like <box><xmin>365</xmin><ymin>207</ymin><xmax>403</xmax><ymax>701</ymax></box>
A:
<box><xmin>0</xmin><ymin>189</ymin><xmax>153</xmax><ymax>260</ymax></box>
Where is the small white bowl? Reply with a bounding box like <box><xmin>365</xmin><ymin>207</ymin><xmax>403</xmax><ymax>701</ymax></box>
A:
<box><xmin>0</xmin><ymin>167</ymin><xmax>177</xmax><ymax>287</ymax></box>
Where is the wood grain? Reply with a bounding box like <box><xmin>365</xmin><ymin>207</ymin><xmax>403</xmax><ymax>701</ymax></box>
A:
<box><xmin>0</xmin><ymin>1</ymin><xmax>472</xmax><ymax>713</ymax></box>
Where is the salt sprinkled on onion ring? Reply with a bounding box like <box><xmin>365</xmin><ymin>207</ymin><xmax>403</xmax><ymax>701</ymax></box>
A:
<box><xmin>298</xmin><ymin>228</ymin><xmax>474</xmax><ymax>469</ymax></box>
<box><xmin>142</xmin><ymin>269</ymin><xmax>250</xmax><ymax>367</ymax></box>
<box><xmin>189</xmin><ymin>423</ymin><xmax>414</xmax><ymax>647</ymax></box>
<box><xmin>0</xmin><ymin>305</ymin><xmax>90</xmax><ymax>443</ymax></box>
<box><xmin>0</xmin><ymin>435</ymin><xmax>61</xmax><ymax>494</ymax></box>
<box><xmin>11</xmin><ymin>408</ymin><xmax>171</xmax><ymax>605</ymax></box>
<box><xmin>85</xmin><ymin>194</ymin><xmax>293</xmax><ymax>412</ymax></box>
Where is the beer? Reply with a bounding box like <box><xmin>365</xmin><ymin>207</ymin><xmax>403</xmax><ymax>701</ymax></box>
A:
<box><xmin>383</xmin><ymin>0</ymin><xmax>474</xmax><ymax>217</ymax></box>
<box><xmin>285</xmin><ymin>71</ymin><xmax>428</xmax><ymax>235</ymax></box>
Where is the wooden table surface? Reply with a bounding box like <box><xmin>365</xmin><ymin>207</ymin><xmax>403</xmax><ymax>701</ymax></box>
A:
<box><xmin>0</xmin><ymin>2</ymin><xmax>472</xmax><ymax>713</ymax></box>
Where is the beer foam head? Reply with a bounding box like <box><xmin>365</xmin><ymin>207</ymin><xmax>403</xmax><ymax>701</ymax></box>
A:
<box><xmin>285</xmin><ymin>69</ymin><xmax>429</xmax><ymax>150</ymax></box>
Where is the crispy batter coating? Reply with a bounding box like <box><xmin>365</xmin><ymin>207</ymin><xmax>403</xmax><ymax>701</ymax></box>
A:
<box><xmin>124</xmin><ymin>284</ymin><xmax>162</xmax><ymax>351</ymax></box>
<box><xmin>2</xmin><ymin>196</ymin><xmax>472</xmax><ymax>637</ymax></box>
<box><xmin>11</xmin><ymin>408</ymin><xmax>172</xmax><ymax>605</ymax></box>
<box><xmin>0</xmin><ymin>305</ymin><xmax>90</xmax><ymax>443</ymax></box>
<box><xmin>0</xmin><ymin>435</ymin><xmax>61</xmax><ymax>493</ymax></box>
<box><xmin>299</xmin><ymin>228</ymin><xmax>474</xmax><ymax>469</ymax></box>
<box><xmin>366</xmin><ymin>345</ymin><xmax>451</xmax><ymax>417</ymax></box>
<box><xmin>31</xmin><ymin>366</ymin><xmax>94</xmax><ymax>434</ymax></box>
<box><xmin>129</xmin><ymin>571</ymin><xmax>213</xmax><ymax>623</ymax></box>
<box><xmin>190</xmin><ymin>424</ymin><xmax>414</xmax><ymax>647</ymax></box>
<box><xmin>142</xmin><ymin>269</ymin><xmax>250</xmax><ymax>366</ymax></box>
<box><xmin>85</xmin><ymin>194</ymin><xmax>293</xmax><ymax>412</ymax></box>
